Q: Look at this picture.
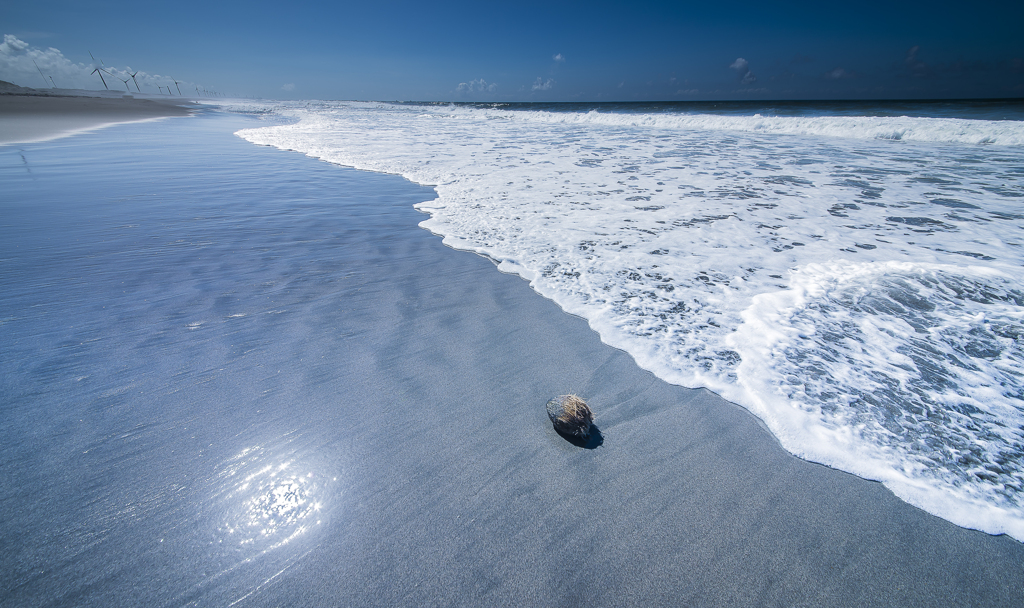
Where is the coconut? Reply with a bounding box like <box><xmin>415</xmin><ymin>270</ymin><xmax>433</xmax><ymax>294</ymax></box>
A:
<box><xmin>545</xmin><ymin>394</ymin><xmax>594</xmax><ymax>439</ymax></box>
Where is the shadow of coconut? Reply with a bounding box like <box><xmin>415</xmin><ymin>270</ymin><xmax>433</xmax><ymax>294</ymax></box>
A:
<box><xmin>554</xmin><ymin>425</ymin><xmax>604</xmax><ymax>449</ymax></box>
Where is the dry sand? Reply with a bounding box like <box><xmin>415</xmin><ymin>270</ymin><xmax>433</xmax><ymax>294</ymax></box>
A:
<box><xmin>0</xmin><ymin>83</ymin><xmax>193</xmax><ymax>145</ymax></box>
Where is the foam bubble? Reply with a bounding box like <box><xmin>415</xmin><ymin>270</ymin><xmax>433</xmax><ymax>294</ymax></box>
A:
<box><xmin>415</xmin><ymin>106</ymin><xmax>1024</xmax><ymax>146</ymax></box>
<box><xmin>731</xmin><ymin>262</ymin><xmax>1024</xmax><ymax>538</ymax></box>
<box><xmin>235</xmin><ymin>101</ymin><xmax>1024</xmax><ymax>539</ymax></box>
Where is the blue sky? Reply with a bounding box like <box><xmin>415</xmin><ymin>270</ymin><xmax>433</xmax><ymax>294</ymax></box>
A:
<box><xmin>2</xmin><ymin>0</ymin><xmax>1022</xmax><ymax>101</ymax></box>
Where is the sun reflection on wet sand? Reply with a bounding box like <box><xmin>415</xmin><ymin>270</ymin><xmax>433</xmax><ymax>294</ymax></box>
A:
<box><xmin>213</xmin><ymin>443</ymin><xmax>332</xmax><ymax>553</ymax></box>
<box><xmin>167</xmin><ymin>439</ymin><xmax>340</xmax><ymax>605</ymax></box>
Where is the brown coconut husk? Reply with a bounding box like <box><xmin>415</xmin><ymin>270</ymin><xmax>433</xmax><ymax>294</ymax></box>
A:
<box><xmin>546</xmin><ymin>394</ymin><xmax>594</xmax><ymax>438</ymax></box>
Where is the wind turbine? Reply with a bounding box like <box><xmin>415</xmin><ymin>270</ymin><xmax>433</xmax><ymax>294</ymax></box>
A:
<box><xmin>127</xmin><ymin>69</ymin><xmax>142</xmax><ymax>92</ymax></box>
<box><xmin>32</xmin><ymin>60</ymin><xmax>50</xmax><ymax>88</ymax></box>
<box><xmin>91</xmin><ymin>66</ymin><xmax>111</xmax><ymax>89</ymax></box>
<box><xmin>171</xmin><ymin>78</ymin><xmax>182</xmax><ymax>95</ymax></box>
<box><xmin>49</xmin><ymin>76</ymin><xmax>57</xmax><ymax>88</ymax></box>
<box><xmin>118</xmin><ymin>76</ymin><xmax>132</xmax><ymax>91</ymax></box>
<box><xmin>88</xmin><ymin>51</ymin><xmax>112</xmax><ymax>90</ymax></box>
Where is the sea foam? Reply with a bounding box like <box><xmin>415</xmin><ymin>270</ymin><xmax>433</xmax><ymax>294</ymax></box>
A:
<box><xmin>236</xmin><ymin>100</ymin><xmax>1024</xmax><ymax>540</ymax></box>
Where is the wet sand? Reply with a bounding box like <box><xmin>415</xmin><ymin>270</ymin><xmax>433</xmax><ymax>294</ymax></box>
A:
<box><xmin>0</xmin><ymin>110</ymin><xmax>1021</xmax><ymax>607</ymax></box>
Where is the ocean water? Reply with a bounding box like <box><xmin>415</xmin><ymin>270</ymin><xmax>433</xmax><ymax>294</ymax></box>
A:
<box><xmin>234</xmin><ymin>99</ymin><xmax>1024</xmax><ymax>540</ymax></box>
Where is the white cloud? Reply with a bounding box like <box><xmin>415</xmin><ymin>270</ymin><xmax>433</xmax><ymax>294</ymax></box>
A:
<box><xmin>0</xmin><ymin>34</ymin><xmax>200</xmax><ymax>94</ymax></box>
<box><xmin>906</xmin><ymin>45</ymin><xmax>920</xmax><ymax>65</ymax></box>
<box><xmin>825</xmin><ymin>67</ymin><xmax>851</xmax><ymax>79</ymax></box>
<box><xmin>553</xmin><ymin>53</ymin><xmax>565</xmax><ymax>62</ymax></box>
<box><xmin>0</xmin><ymin>34</ymin><xmax>29</xmax><ymax>54</ymax></box>
<box><xmin>532</xmin><ymin>77</ymin><xmax>554</xmax><ymax>91</ymax></box>
<box><xmin>729</xmin><ymin>57</ymin><xmax>756</xmax><ymax>85</ymax></box>
<box><xmin>282</xmin><ymin>83</ymin><xmax>295</xmax><ymax>91</ymax></box>
<box><xmin>457</xmin><ymin>78</ymin><xmax>498</xmax><ymax>94</ymax></box>
<box><xmin>1</xmin><ymin>34</ymin><xmax>89</xmax><ymax>88</ymax></box>
<box><xmin>905</xmin><ymin>45</ymin><xmax>928</xmax><ymax>75</ymax></box>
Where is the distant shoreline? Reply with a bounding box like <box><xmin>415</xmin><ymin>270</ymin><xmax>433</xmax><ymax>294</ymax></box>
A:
<box><xmin>0</xmin><ymin>81</ymin><xmax>196</xmax><ymax>145</ymax></box>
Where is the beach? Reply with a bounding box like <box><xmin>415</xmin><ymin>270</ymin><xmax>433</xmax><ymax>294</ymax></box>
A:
<box><xmin>0</xmin><ymin>84</ymin><xmax>193</xmax><ymax>144</ymax></box>
<box><xmin>1</xmin><ymin>99</ymin><xmax>1022</xmax><ymax>606</ymax></box>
